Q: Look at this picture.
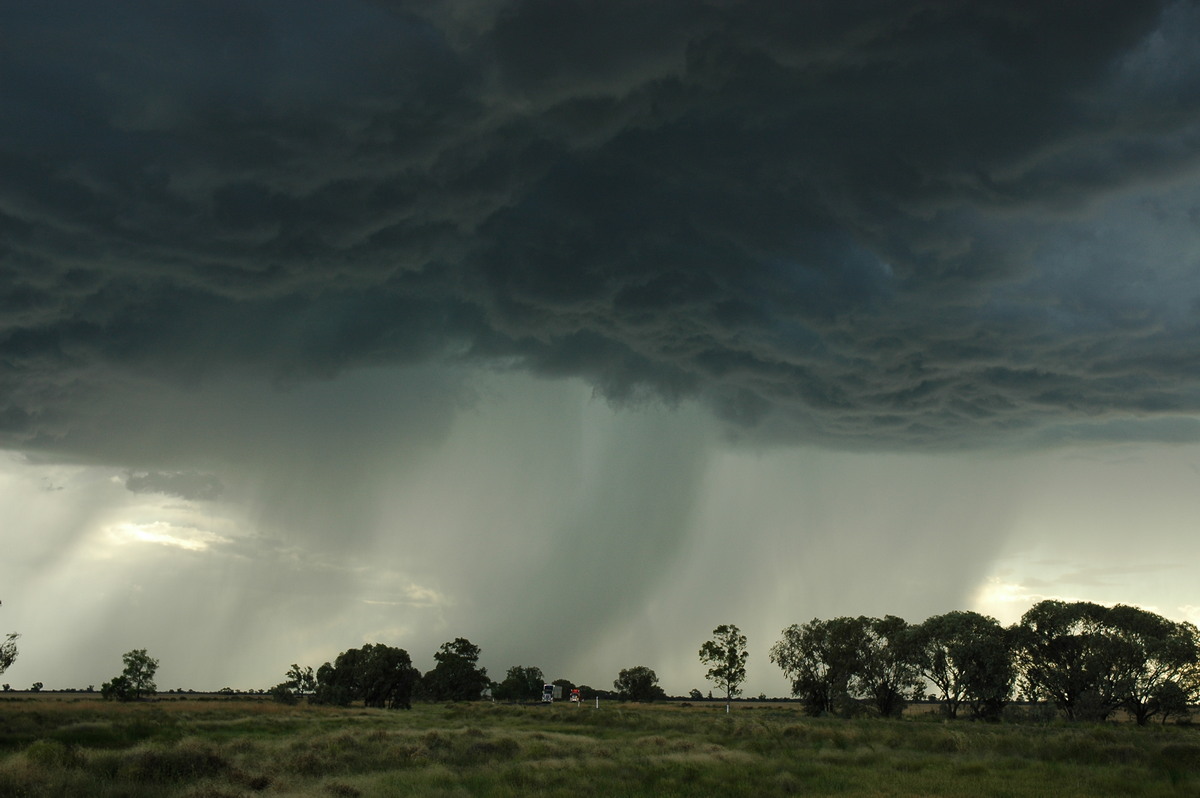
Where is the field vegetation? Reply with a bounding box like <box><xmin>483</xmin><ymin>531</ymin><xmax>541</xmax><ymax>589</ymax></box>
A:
<box><xmin>3</xmin><ymin>695</ymin><xmax>1200</xmax><ymax>797</ymax></box>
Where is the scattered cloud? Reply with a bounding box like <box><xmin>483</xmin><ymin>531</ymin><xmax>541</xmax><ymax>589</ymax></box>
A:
<box><xmin>124</xmin><ymin>471</ymin><xmax>224</xmax><ymax>501</ymax></box>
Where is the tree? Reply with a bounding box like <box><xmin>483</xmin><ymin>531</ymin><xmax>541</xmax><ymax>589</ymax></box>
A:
<box><xmin>0</xmin><ymin>633</ymin><xmax>16</xmax><ymax>676</ymax></box>
<box><xmin>853</xmin><ymin>615</ymin><xmax>924</xmax><ymax>718</ymax></box>
<box><xmin>1104</xmin><ymin>605</ymin><xmax>1200</xmax><ymax>726</ymax></box>
<box><xmin>699</xmin><ymin>624</ymin><xmax>749</xmax><ymax>710</ymax></box>
<box><xmin>1</xmin><ymin>601</ymin><xmax>17</xmax><ymax>676</ymax></box>
<box><xmin>271</xmin><ymin>663</ymin><xmax>317</xmax><ymax>704</ymax></box>
<box><xmin>287</xmin><ymin>664</ymin><xmax>317</xmax><ymax>696</ymax></box>
<box><xmin>102</xmin><ymin>649</ymin><xmax>159</xmax><ymax>701</ymax></box>
<box><xmin>496</xmin><ymin>665</ymin><xmax>545</xmax><ymax>701</ymax></box>
<box><xmin>613</xmin><ymin>666</ymin><xmax>665</xmax><ymax>702</ymax></box>
<box><xmin>312</xmin><ymin>643</ymin><xmax>419</xmax><ymax>709</ymax></box>
<box><xmin>770</xmin><ymin>617</ymin><xmax>865</xmax><ymax>716</ymax></box>
<box><xmin>913</xmin><ymin>611</ymin><xmax>1015</xmax><ymax>720</ymax></box>
<box><xmin>1014</xmin><ymin>600</ymin><xmax>1129</xmax><ymax>720</ymax></box>
<box><xmin>424</xmin><ymin>638</ymin><xmax>489</xmax><ymax>701</ymax></box>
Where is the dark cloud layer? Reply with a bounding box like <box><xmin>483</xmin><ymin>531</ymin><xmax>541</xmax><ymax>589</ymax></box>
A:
<box><xmin>4</xmin><ymin>0</ymin><xmax>1200</xmax><ymax>457</ymax></box>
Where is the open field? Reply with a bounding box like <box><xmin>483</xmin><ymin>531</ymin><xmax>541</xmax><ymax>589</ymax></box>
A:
<box><xmin>3</xmin><ymin>697</ymin><xmax>1200</xmax><ymax>797</ymax></box>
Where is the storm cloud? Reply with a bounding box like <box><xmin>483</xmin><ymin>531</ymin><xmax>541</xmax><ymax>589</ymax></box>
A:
<box><xmin>6</xmin><ymin>1</ymin><xmax>1200</xmax><ymax>694</ymax></box>
<box><xmin>3</xmin><ymin>0</ymin><xmax>1200</xmax><ymax>461</ymax></box>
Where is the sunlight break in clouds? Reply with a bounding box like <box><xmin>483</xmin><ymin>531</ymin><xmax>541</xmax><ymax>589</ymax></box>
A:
<box><xmin>104</xmin><ymin>521</ymin><xmax>231</xmax><ymax>553</ymax></box>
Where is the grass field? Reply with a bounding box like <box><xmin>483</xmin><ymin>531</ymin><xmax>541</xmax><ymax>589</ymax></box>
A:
<box><xmin>2</xmin><ymin>696</ymin><xmax>1200</xmax><ymax>797</ymax></box>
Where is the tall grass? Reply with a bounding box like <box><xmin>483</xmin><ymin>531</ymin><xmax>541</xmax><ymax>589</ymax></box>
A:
<box><xmin>2</xmin><ymin>697</ymin><xmax>1199</xmax><ymax>796</ymax></box>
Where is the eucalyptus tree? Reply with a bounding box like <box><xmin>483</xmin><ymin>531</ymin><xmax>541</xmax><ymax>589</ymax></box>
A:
<box><xmin>770</xmin><ymin>617</ymin><xmax>865</xmax><ymax>716</ymax></box>
<box><xmin>699</xmin><ymin>624</ymin><xmax>749</xmax><ymax>711</ymax></box>
<box><xmin>314</xmin><ymin>643</ymin><xmax>419</xmax><ymax>709</ymax></box>
<box><xmin>913</xmin><ymin>611</ymin><xmax>1015</xmax><ymax>720</ymax></box>
<box><xmin>424</xmin><ymin>638</ymin><xmax>490</xmax><ymax>701</ymax></box>
<box><xmin>497</xmin><ymin>665</ymin><xmax>545</xmax><ymax>701</ymax></box>
<box><xmin>101</xmin><ymin>649</ymin><xmax>159</xmax><ymax>701</ymax></box>
<box><xmin>613</xmin><ymin>666</ymin><xmax>666</xmax><ymax>702</ymax></box>
<box><xmin>1014</xmin><ymin>600</ymin><xmax>1130</xmax><ymax>720</ymax></box>
<box><xmin>1104</xmin><ymin>605</ymin><xmax>1200</xmax><ymax>726</ymax></box>
<box><xmin>853</xmin><ymin>615</ymin><xmax>924</xmax><ymax>718</ymax></box>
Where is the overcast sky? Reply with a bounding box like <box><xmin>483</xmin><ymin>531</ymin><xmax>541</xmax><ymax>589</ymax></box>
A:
<box><xmin>3</xmin><ymin>0</ymin><xmax>1200</xmax><ymax>697</ymax></box>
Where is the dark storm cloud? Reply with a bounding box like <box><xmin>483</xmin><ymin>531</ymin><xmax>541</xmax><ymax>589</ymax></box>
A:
<box><xmin>3</xmin><ymin>0</ymin><xmax>1200</xmax><ymax>455</ymax></box>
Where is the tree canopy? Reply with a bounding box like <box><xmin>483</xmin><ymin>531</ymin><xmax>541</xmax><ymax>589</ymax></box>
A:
<box><xmin>496</xmin><ymin>665</ymin><xmax>545</xmax><ymax>701</ymax></box>
<box><xmin>313</xmin><ymin>643</ymin><xmax>419</xmax><ymax>709</ymax></box>
<box><xmin>613</xmin><ymin>666</ymin><xmax>665</xmax><ymax>702</ymax></box>
<box><xmin>424</xmin><ymin>638</ymin><xmax>490</xmax><ymax>702</ymax></box>
<box><xmin>913</xmin><ymin>610</ymin><xmax>1015</xmax><ymax>720</ymax></box>
<box><xmin>699</xmin><ymin>624</ymin><xmax>749</xmax><ymax>706</ymax></box>
<box><xmin>770</xmin><ymin>617</ymin><xmax>866</xmax><ymax>716</ymax></box>
<box><xmin>101</xmin><ymin>649</ymin><xmax>158</xmax><ymax>701</ymax></box>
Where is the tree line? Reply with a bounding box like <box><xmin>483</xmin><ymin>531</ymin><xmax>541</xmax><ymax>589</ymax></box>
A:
<box><xmin>265</xmin><ymin>637</ymin><xmax>669</xmax><ymax>709</ymax></box>
<box><xmin>13</xmin><ymin>596</ymin><xmax>1197</xmax><ymax>725</ymax></box>
<box><xmin>768</xmin><ymin>600</ymin><xmax>1200</xmax><ymax>724</ymax></box>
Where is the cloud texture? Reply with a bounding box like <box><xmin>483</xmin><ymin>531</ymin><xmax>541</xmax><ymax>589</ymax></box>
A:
<box><xmin>4</xmin><ymin>0</ymin><xmax>1200</xmax><ymax>460</ymax></box>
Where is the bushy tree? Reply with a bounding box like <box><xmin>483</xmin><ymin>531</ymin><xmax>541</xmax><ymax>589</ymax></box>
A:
<box><xmin>1104</xmin><ymin>605</ymin><xmax>1200</xmax><ymax>726</ymax></box>
<box><xmin>699</xmin><ymin>624</ymin><xmax>749</xmax><ymax>709</ymax></box>
<box><xmin>1014</xmin><ymin>600</ymin><xmax>1129</xmax><ymax>720</ymax></box>
<box><xmin>770</xmin><ymin>617</ymin><xmax>865</xmax><ymax>716</ymax></box>
<box><xmin>423</xmin><ymin>638</ymin><xmax>489</xmax><ymax>701</ymax></box>
<box><xmin>613</xmin><ymin>666</ymin><xmax>665</xmax><ymax>702</ymax></box>
<box><xmin>914</xmin><ymin>611</ymin><xmax>1015</xmax><ymax>720</ymax></box>
<box><xmin>101</xmin><ymin>649</ymin><xmax>159</xmax><ymax>701</ymax></box>
<box><xmin>853</xmin><ymin>615</ymin><xmax>923</xmax><ymax>718</ymax></box>
<box><xmin>313</xmin><ymin>643</ymin><xmax>419</xmax><ymax>709</ymax></box>
<box><xmin>496</xmin><ymin>665</ymin><xmax>545</xmax><ymax>701</ymax></box>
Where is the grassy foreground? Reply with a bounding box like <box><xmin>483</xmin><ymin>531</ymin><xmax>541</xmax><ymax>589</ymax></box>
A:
<box><xmin>2</xmin><ymin>697</ymin><xmax>1200</xmax><ymax>797</ymax></box>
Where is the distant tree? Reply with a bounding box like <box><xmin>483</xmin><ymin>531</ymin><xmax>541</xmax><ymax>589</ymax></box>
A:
<box><xmin>288</xmin><ymin>664</ymin><xmax>317</xmax><ymax>696</ymax></box>
<box><xmin>313</xmin><ymin>643</ymin><xmax>419</xmax><ymax>709</ymax></box>
<box><xmin>913</xmin><ymin>611</ymin><xmax>1015</xmax><ymax>720</ymax></box>
<box><xmin>101</xmin><ymin>649</ymin><xmax>159</xmax><ymax>701</ymax></box>
<box><xmin>29</xmin><ymin>681</ymin><xmax>42</xmax><ymax>692</ymax></box>
<box><xmin>699</xmin><ymin>624</ymin><xmax>749</xmax><ymax>710</ymax></box>
<box><xmin>271</xmin><ymin>663</ymin><xmax>317</xmax><ymax>704</ymax></box>
<box><xmin>770</xmin><ymin>617</ymin><xmax>865</xmax><ymax>716</ymax></box>
<box><xmin>496</xmin><ymin>665</ymin><xmax>545</xmax><ymax>701</ymax></box>
<box><xmin>423</xmin><ymin>638</ymin><xmax>489</xmax><ymax>702</ymax></box>
<box><xmin>689</xmin><ymin>688</ymin><xmax>703</xmax><ymax>700</ymax></box>
<box><xmin>613</xmin><ymin>666</ymin><xmax>665</xmax><ymax>702</ymax></box>
<box><xmin>853</xmin><ymin>616</ymin><xmax>924</xmax><ymax>718</ymax></box>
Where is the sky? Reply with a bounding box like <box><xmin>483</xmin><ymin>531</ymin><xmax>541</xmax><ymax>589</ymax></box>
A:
<box><xmin>3</xmin><ymin>0</ymin><xmax>1200</xmax><ymax>698</ymax></box>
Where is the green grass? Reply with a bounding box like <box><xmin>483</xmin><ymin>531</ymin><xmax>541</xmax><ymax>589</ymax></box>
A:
<box><xmin>1</xmin><ymin>697</ymin><xmax>1198</xmax><ymax>796</ymax></box>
